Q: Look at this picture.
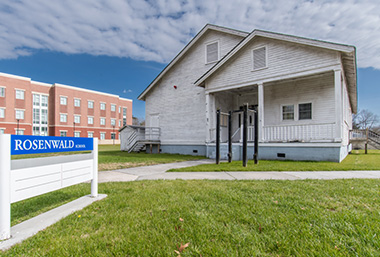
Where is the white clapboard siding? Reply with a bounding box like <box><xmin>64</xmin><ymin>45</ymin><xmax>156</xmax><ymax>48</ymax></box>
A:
<box><xmin>11</xmin><ymin>159</ymin><xmax>93</xmax><ymax>203</ymax></box>
<box><xmin>206</xmin><ymin>37</ymin><xmax>340</xmax><ymax>90</ymax></box>
<box><xmin>145</xmin><ymin>30</ymin><xmax>244</xmax><ymax>144</ymax></box>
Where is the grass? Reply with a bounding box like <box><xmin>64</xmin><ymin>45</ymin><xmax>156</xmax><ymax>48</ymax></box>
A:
<box><xmin>168</xmin><ymin>150</ymin><xmax>380</xmax><ymax>172</ymax></box>
<box><xmin>12</xmin><ymin>144</ymin><xmax>205</xmax><ymax>171</ymax></box>
<box><xmin>2</xmin><ymin>179</ymin><xmax>380</xmax><ymax>256</ymax></box>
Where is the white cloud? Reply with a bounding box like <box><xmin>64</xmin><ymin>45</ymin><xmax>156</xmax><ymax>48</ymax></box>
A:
<box><xmin>0</xmin><ymin>0</ymin><xmax>379</xmax><ymax>68</ymax></box>
<box><xmin>123</xmin><ymin>89</ymin><xmax>132</xmax><ymax>94</ymax></box>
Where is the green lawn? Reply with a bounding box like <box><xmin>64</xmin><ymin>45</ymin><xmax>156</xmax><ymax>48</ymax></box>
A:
<box><xmin>12</xmin><ymin>144</ymin><xmax>205</xmax><ymax>171</ymax></box>
<box><xmin>169</xmin><ymin>150</ymin><xmax>380</xmax><ymax>172</ymax></box>
<box><xmin>2</xmin><ymin>179</ymin><xmax>380</xmax><ymax>256</ymax></box>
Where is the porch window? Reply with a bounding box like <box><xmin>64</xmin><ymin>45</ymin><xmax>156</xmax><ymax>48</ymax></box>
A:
<box><xmin>282</xmin><ymin>105</ymin><xmax>294</xmax><ymax>120</ymax></box>
<box><xmin>299</xmin><ymin>103</ymin><xmax>312</xmax><ymax>120</ymax></box>
<box><xmin>252</xmin><ymin>46</ymin><xmax>267</xmax><ymax>70</ymax></box>
<box><xmin>206</xmin><ymin>41</ymin><xmax>219</xmax><ymax>64</ymax></box>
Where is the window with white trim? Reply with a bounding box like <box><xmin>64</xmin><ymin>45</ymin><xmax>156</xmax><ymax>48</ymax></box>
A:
<box><xmin>0</xmin><ymin>108</ymin><xmax>4</xmax><ymax>118</ymax></box>
<box><xmin>88</xmin><ymin>100</ymin><xmax>94</xmax><ymax>109</ymax></box>
<box><xmin>100</xmin><ymin>132</ymin><xmax>105</xmax><ymax>140</ymax></box>
<box><xmin>100</xmin><ymin>118</ymin><xmax>106</xmax><ymax>125</ymax></box>
<box><xmin>100</xmin><ymin>103</ymin><xmax>106</xmax><ymax>110</ymax></box>
<box><xmin>252</xmin><ymin>46</ymin><xmax>267</xmax><ymax>70</ymax></box>
<box><xmin>88</xmin><ymin>116</ymin><xmax>94</xmax><ymax>125</ymax></box>
<box><xmin>15</xmin><ymin>110</ymin><xmax>24</xmax><ymax>119</ymax></box>
<box><xmin>41</xmin><ymin>95</ymin><xmax>48</xmax><ymax>107</ymax></box>
<box><xmin>111</xmin><ymin>119</ymin><xmax>116</xmax><ymax>126</ymax></box>
<box><xmin>60</xmin><ymin>96</ymin><xmax>67</xmax><ymax>105</ymax></box>
<box><xmin>0</xmin><ymin>87</ymin><xmax>5</xmax><ymax>97</ymax></box>
<box><xmin>111</xmin><ymin>133</ymin><xmax>116</xmax><ymax>139</ymax></box>
<box><xmin>60</xmin><ymin>131</ymin><xmax>67</xmax><ymax>137</ymax></box>
<box><xmin>88</xmin><ymin>132</ymin><xmax>94</xmax><ymax>138</ymax></box>
<box><xmin>0</xmin><ymin>129</ymin><xmax>4</xmax><ymax>134</ymax></box>
<box><xmin>74</xmin><ymin>131</ymin><xmax>80</xmax><ymax>137</ymax></box>
<box><xmin>74</xmin><ymin>115</ymin><xmax>81</xmax><ymax>124</ymax></box>
<box><xmin>111</xmin><ymin>104</ymin><xmax>116</xmax><ymax>112</ymax></box>
<box><xmin>17</xmin><ymin>130</ymin><xmax>24</xmax><ymax>135</ymax></box>
<box><xmin>282</xmin><ymin>105</ymin><xmax>294</xmax><ymax>120</ymax></box>
<box><xmin>205</xmin><ymin>41</ymin><xmax>219</xmax><ymax>64</ymax></box>
<box><xmin>33</xmin><ymin>94</ymin><xmax>40</xmax><ymax>106</ymax></box>
<box><xmin>74</xmin><ymin>98</ymin><xmax>81</xmax><ymax>107</ymax></box>
<box><xmin>119</xmin><ymin>120</ymin><xmax>121</xmax><ymax>127</ymax></box>
<box><xmin>299</xmin><ymin>103</ymin><xmax>312</xmax><ymax>120</ymax></box>
<box><xmin>15</xmin><ymin>90</ymin><xmax>24</xmax><ymax>100</ymax></box>
<box><xmin>60</xmin><ymin>114</ymin><xmax>67</xmax><ymax>122</ymax></box>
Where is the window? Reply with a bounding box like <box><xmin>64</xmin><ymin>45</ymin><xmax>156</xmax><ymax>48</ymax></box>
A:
<box><xmin>41</xmin><ymin>127</ymin><xmax>48</xmax><ymax>136</ymax></box>
<box><xmin>252</xmin><ymin>46</ymin><xmax>267</xmax><ymax>70</ymax></box>
<box><xmin>88</xmin><ymin>116</ymin><xmax>94</xmax><ymax>125</ymax></box>
<box><xmin>0</xmin><ymin>108</ymin><xmax>4</xmax><ymax>118</ymax></box>
<box><xmin>15</xmin><ymin>110</ymin><xmax>24</xmax><ymax>119</ymax></box>
<box><xmin>74</xmin><ymin>98</ymin><xmax>81</xmax><ymax>107</ymax></box>
<box><xmin>33</xmin><ymin>126</ymin><xmax>40</xmax><ymax>135</ymax></box>
<box><xmin>282</xmin><ymin>105</ymin><xmax>294</xmax><ymax>120</ymax></box>
<box><xmin>74</xmin><ymin>115</ymin><xmax>81</xmax><ymax>124</ymax></box>
<box><xmin>60</xmin><ymin>131</ymin><xmax>67</xmax><ymax>137</ymax></box>
<box><xmin>41</xmin><ymin>109</ymin><xmax>48</xmax><ymax>124</ymax></box>
<box><xmin>206</xmin><ymin>41</ymin><xmax>219</xmax><ymax>63</ymax></box>
<box><xmin>119</xmin><ymin>106</ymin><xmax>121</xmax><ymax>113</ymax></box>
<box><xmin>33</xmin><ymin>94</ymin><xmax>40</xmax><ymax>106</ymax></box>
<box><xmin>41</xmin><ymin>95</ymin><xmax>48</xmax><ymax>107</ymax></box>
<box><xmin>100</xmin><ymin>132</ymin><xmax>106</xmax><ymax>140</ymax></box>
<box><xmin>0</xmin><ymin>129</ymin><xmax>4</xmax><ymax>134</ymax></box>
<box><xmin>100</xmin><ymin>103</ymin><xmax>106</xmax><ymax>110</ymax></box>
<box><xmin>33</xmin><ymin>109</ymin><xmax>40</xmax><ymax>124</ymax></box>
<box><xmin>123</xmin><ymin>108</ymin><xmax>127</xmax><ymax>126</ymax></box>
<box><xmin>119</xmin><ymin>120</ymin><xmax>121</xmax><ymax>127</ymax></box>
<box><xmin>17</xmin><ymin>130</ymin><xmax>24</xmax><ymax>135</ymax></box>
<box><xmin>88</xmin><ymin>100</ymin><xmax>94</xmax><ymax>109</ymax></box>
<box><xmin>60</xmin><ymin>96</ymin><xmax>67</xmax><ymax>105</ymax></box>
<box><xmin>60</xmin><ymin>114</ymin><xmax>67</xmax><ymax>122</ymax></box>
<box><xmin>111</xmin><ymin>133</ymin><xmax>116</xmax><ymax>140</ymax></box>
<box><xmin>100</xmin><ymin>118</ymin><xmax>106</xmax><ymax>125</ymax></box>
<box><xmin>299</xmin><ymin>103</ymin><xmax>312</xmax><ymax>120</ymax></box>
<box><xmin>0</xmin><ymin>87</ymin><xmax>5</xmax><ymax>97</ymax></box>
<box><xmin>74</xmin><ymin>131</ymin><xmax>80</xmax><ymax>137</ymax></box>
<box><xmin>88</xmin><ymin>132</ymin><xmax>93</xmax><ymax>138</ymax></box>
<box><xmin>111</xmin><ymin>104</ymin><xmax>116</xmax><ymax>112</ymax></box>
<box><xmin>111</xmin><ymin>119</ymin><xmax>116</xmax><ymax>126</ymax></box>
<box><xmin>15</xmin><ymin>90</ymin><xmax>24</xmax><ymax>100</ymax></box>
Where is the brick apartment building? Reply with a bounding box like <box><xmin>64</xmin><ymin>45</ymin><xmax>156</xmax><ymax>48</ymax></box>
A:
<box><xmin>0</xmin><ymin>72</ymin><xmax>132</xmax><ymax>143</ymax></box>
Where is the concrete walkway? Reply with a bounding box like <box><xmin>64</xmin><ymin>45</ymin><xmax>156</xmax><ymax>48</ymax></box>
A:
<box><xmin>98</xmin><ymin>159</ymin><xmax>380</xmax><ymax>182</ymax></box>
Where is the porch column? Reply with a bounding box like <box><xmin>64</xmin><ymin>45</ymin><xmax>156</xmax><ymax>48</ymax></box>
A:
<box><xmin>258</xmin><ymin>83</ymin><xmax>264</xmax><ymax>142</ymax></box>
<box><xmin>205</xmin><ymin>93</ymin><xmax>210</xmax><ymax>143</ymax></box>
<box><xmin>334</xmin><ymin>69</ymin><xmax>342</xmax><ymax>141</ymax></box>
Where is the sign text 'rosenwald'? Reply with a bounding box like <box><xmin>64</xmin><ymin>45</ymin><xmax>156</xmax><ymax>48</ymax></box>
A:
<box><xmin>11</xmin><ymin>135</ymin><xmax>94</xmax><ymax>155</ymax></box>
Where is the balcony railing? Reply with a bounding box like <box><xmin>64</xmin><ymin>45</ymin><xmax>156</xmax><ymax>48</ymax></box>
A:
<box><xmin>145</xmin><ymin>127</ymin><xmax>160</xmax><ymax>141</ymax></box>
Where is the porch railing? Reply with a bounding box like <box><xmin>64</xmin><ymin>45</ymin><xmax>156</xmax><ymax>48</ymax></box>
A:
<box><xmin>145</xmin><ymin>127</ymin><xmax>160</xmax><ymax>141</ymax></box>
<box><xmin>263</xmin><ymin>123</ymin><xmax>335</xmax><ymax>142</ymax></box>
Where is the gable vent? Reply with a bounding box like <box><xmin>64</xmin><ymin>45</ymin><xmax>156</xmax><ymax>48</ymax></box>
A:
<box><xmin>253</xmin><ymin>47</ymin><xmax>266</xmax><ymax>70</ymax></box>
<box><xmin>206</xmin><ymin>42</ymin><xmax>219</xmax><ymax>63</ymax></box>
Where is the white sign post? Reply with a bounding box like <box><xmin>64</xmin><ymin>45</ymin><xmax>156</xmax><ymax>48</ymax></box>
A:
<box><xmin>0</xmin><ymin>134</ymin><xmax>98</xmax><ymax>240</ymax></box>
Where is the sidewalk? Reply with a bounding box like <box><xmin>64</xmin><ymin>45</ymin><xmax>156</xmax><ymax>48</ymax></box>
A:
<box><xmin>98</xmin><ymin>159</ymin><xmax>380</xmax><ymax>182</ymax></box>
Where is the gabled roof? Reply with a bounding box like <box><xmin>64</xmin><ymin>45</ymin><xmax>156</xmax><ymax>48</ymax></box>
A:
<box><xmin>194</xmin><ymin>29</ymin><xmax>357</xmax><ymax>112</ymax></box>
<box><xmin>137</xmin><ymin>24</ymin><xmax>249</xmax><ymax>100</ymax></box>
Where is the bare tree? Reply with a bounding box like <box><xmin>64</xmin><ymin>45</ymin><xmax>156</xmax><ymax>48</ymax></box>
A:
<box><xmin>353</xmin><ymin>109</ymin><xmax>379</xmax><ymax>129</ymax></box>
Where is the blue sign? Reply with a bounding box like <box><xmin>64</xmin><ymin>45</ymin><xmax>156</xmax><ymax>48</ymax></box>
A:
<box><xmin>11</xmin><ymin>135</ymin><xmax>94</xmax><ymax>155</ymax></box>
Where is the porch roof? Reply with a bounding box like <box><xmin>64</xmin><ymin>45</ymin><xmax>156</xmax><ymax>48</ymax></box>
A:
<box><xmin>194</xmin><ymin>29</ymin><xmax>357</xmax><ymax>113</ymax></box>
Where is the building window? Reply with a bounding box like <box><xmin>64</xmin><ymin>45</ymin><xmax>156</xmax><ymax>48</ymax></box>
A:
<box><xmin>41</xmin><ymin>127</ymin><xmax>48</xmax><ymax>136</ymax></box>
<box><xmin>74</xmin><ymin>115</ymin><xmax>81</xmax><ymax>124</ymax></box>
<box><xmin>100</xmin><ymin>103</ymin><xmax>106</xmax><ymax>110</ymax></box>
<box><xmin>111</xmin><ymin>133</ymin><xmax>116</xmax><ymax>139</ymax></box>
<box><xmin>88</xmin><ymin>132</ymin><xmax>94</xmax><ymax>138</ymax></box>
<box><xmin>15</xmin><ymin>110</ymin><xmax>24</xmax><ymax>120</ymax></box>
<box><xmin>206</xmin><ymin>41</ymin><xmax>219</xmax><ymax>64</ymax></box>
<box><xmin>41</xmin><ymin>109</ymin><xmax>48</xmax><ymax>124</ymax></box>
<box><xmin>74</xmin><ymin>131</ymin><xmax>80</xmax><ymax>137</ymax></box>
<box><xmin>100</xmin><ymin>118</ymin><xmax>106</xmax><ymax>125</ymax></box>
<box><xmin>0</xmin><ymin>129</ymin><xmax>4</xmax><ymax>134</ymax></box>
<box><xmin>88</xmin><ymin>116</ymin><xmax>94</xmax><ymax>125</ymax></box>
<box><xmin>41</xmin><ymin>95</ymin><xmax>48</xmax><ymax>107</ymax></box>
<box><xmin>282</xmin><ymin>105</ymin><xmax>294</xmax><ymax>120</ymax></box>
<box><xmin>33</xmin><ymin>126</ymin><xmax>40</xmax><ymax>136</ymax></box>
<box><xmin>33</xmin><ymin>94</ymin><xmax>40</xmax><ymax>106</ymax></box>
<box><xmin>119</xmin><ymin>106</ymin><xmax>121</xmax><ymax>113</ymax></box>
<box><xmin>111</xmin><ymin>104</ymin><xmax>116</xmax><ymax>112</ymax></box>
<box><xmin>299</xmin><ymin>103</ymin><xmax>312</xmax><ymax>120</ymax></box>
<box><xmin>60</xmin><ymin>96</ymin><xmax>67</xmax><ymax>105</ymax></box>
<box><xmin>0</xmin><ymin>87</ymin><xmax>5</xmax><ymax>97</ymax></box>
<box><xmin>119</xmin><ymin>120</ymin><xmax>121</xmax><ymax>127</ymax></box>
<box><xmin>17</xmin><ymin>130</ymin><xmax>24</xmax><ymax>135</ymax></box>
<box><xmin>123</xmin><ymin>108</ymin><xmax>127</xmax><ymax>126</ymax></box>
<box><xmin>15</xmin><ymin>90</ymin><xmax>24</xmax><ymax>100</ymax></box>
<box><xmin>252</xmin><ymin>46</ymin><xmax>267</xmax><ymax>70</ymax></box>
<box><xmin>33</xmin><ymin>108</ymin><xmax>40</xmax><ymax>124</ymax></box>
<box><xmin>111</xmin><ymin>119</ymin><xmax>116</xmax><ymax>126</ymax></box>
<box><xmin>0</xmin><ymin>108</ymin><xmax>4</xmax><ymax>118</ymax></box>
<box><xmin>88</xmin><ymin>100</ymin><xmax>94</xmax><ymax>109</ymax></box>
<box><xmin>60</xmin><ymin>114</ymin><xmax>67</xmax><ymax>122</ymax></box>
<box><xmin>100</xmin><ymin>132</ymin><xmax>105</xmax><ymax>140</ymax></box>
<box><xmin>74</xmin><ymin>98</ymin><xmax>81</xmax><ymax>107</ymax></box>
<box><xmin>60</xmin><ymin>131</ymin><xmax>67</xmax><ymax>137</ymax></box>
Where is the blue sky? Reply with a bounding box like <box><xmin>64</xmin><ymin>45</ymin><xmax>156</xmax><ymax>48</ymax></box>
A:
<box><xmin>0</xmin><ymin>0</ymin><xmax>379</xmax><ymax>119</ymax></box>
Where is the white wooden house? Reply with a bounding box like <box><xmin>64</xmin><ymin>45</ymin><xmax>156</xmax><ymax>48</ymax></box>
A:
<box><xmin>136</xmin><ymin>24</ymin><xmax>357</xmax><ymax>162</ymax></box>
